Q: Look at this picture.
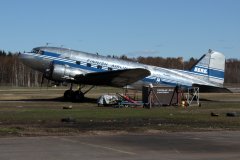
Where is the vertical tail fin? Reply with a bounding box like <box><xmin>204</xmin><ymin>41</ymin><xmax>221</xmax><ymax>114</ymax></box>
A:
<box><xmin>190</xmin><ymin>49</ymin><xmax>225</xmax><ymax>87</ymax></box>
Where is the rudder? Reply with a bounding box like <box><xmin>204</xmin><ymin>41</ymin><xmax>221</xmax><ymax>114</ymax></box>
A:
<box><xmin>190</xmin><ymin>49</ymin><xmax>225</xmax><ymax>87</ymax></box>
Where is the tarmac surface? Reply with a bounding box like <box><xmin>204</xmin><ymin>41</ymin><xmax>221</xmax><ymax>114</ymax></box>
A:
<box><xmin>0</xmin><ymin>131</ymin><xmax>240</xmax><ymax>160</ymax></box>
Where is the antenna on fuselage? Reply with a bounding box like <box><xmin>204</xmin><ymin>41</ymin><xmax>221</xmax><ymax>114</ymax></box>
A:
<box><xmin>46</xmin><ymin>42</ymin><xmax>52</xmax><ymax>46</ymax></box>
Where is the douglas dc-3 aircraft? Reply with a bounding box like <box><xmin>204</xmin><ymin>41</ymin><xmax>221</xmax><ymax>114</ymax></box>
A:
<box><xmin>19</xmin><ymin>46</ymin><xmax>230</xmax><ymax>101</ymax></box>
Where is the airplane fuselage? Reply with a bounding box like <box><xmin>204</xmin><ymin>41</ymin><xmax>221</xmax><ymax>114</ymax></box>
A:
<box><xmin>20</xmin><ymin>46</ymin><xmax>223</xmax><ymax>90</ymax></box>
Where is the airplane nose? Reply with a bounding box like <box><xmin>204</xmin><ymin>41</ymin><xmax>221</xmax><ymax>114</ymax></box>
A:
<box><xmin>18</xmin><ymin>52</ymin><xmax>32</xmax><ymax>66</ymax></box>
<box><xmin>19</xmin><ymin>52</ymin><xmax>51</xmax><ymax>72</ymax></box>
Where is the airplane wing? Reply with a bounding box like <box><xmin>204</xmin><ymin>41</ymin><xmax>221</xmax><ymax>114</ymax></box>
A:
<box><xmin>74</xmin><ymin>68</ymin><xmax>150</xmax><ymax>87</ymax></box>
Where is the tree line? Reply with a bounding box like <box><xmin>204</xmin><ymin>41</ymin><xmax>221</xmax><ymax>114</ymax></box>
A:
<box><xmin>0</xmin><ymin>50</ymin><xmax>239</xmax><ymax>87</ymax></box>
<box><xmin>0</xmin><ymin>51</ymin><xmax>39</xmax><ymax>87</ymax></box>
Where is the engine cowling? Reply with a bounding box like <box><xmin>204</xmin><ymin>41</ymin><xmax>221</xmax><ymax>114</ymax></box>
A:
<box><xmin>45</xmin><ymin>63</ymin><xmax>86</xmax><ymax>81</ymax></box>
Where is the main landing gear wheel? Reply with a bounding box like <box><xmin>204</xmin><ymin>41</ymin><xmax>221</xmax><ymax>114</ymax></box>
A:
<box><xmin>63</xmin><ymin>85</ymin><xmax>94</xmax><ymax>102</ymax></box>
<box><xmin>64</xmin><ymin>90</ymin><xmax>74</xmax><ymax>101</ymax></box>
<box><xmin>63</xmin><ymin>90</ymin><xmax>85</xmax><ymax>102</ymax></box>
<box><xmin>72</xmin><ymin>91</ymin><xmax>85</xmax><ymax>102</ymax></box>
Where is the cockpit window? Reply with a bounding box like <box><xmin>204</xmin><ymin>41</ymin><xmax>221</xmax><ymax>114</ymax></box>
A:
<box><xmin>31</xmin><ymin>49</ymin><xmax>38</xmax><ymax>53</ymax></box>
<box><xmin>31</xmin><ymin>49</ymin><xmax>43</xmax><ymax>55</ymax></box>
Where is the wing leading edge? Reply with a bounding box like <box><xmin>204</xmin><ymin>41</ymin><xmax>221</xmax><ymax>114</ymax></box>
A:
<box><xmin>74</xmin><ymin>68</ymin><xmax>151</xmax><ymax>87</ymax></box>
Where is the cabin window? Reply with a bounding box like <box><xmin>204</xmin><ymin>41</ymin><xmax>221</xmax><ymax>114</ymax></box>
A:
<box><xmin>76</xmin><ymin>61</ymin><xmax>80</xmax><ymax>65</ymax></box>
<box><xmin>97</xmin><ymin>65</ymin><xmax>102</xmax><ymax>69</ymax></box>
<box><xmin>108</xmin><ymin>67</ymin><xmax>112</xmax><ymax>71</ymax></box>
<box><xmin>87</xmin><ymin>63</ymin><xmax>91</xmax><ymax>67</ymax></box>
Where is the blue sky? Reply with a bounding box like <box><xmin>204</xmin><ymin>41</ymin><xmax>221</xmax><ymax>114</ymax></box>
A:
<box><xmin>0</xmin><ymin>0</ymin><xmax>239</xmax><ymax>59</ymax></box>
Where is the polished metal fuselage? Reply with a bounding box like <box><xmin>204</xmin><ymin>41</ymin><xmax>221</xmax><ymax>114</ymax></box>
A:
<box><xmin>19</xmin><ymin>46</ymin><xmax>221</xmax><ymax>89</ymax></box>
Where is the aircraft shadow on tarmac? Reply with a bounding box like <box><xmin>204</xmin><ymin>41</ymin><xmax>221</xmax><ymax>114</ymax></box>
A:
<box><xmin>0</xmin><ymin>97</ymin><xmax>98</xmax><ymax>103</ymax></box>
<box><xmin>0</xmin><ymin>97</ymin><xmax>223</xmax><ymax>103</ymax></box>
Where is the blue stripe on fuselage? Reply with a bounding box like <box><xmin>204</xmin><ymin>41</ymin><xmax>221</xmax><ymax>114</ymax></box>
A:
<box><xmin>52</xmin><ymin>60</ymin><xmax>105</xmax><ymax>73</ymax></box>
<box><xmin>43</xmin><ymin>51</ymin><xmax>61</xmax><ymax>57</ymax></box>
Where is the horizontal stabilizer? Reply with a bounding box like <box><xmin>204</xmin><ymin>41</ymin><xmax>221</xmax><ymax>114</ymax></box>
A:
<box><xmin>193</xmin><ymin>84</ymin><xmax>231</xmax><ymax>93</ymax></box>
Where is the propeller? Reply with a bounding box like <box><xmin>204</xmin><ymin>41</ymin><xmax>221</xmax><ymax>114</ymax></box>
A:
<box><xmin>40</xmin><ymin>74</ymin><xmax>45</xmax><ymax>87</ymax></box>
<box><xmin>40</xmin><ymin>73</ymin><xmax>52</xmax><ymax>89</ymax></box>
<box><xmin>40</xmin><ymin>61</ymin><xmax>57</xmax><ymax>89</ymax></box>
<box><xmin>47</xmin><ymin>79</ymin><xmax>50</xmax><ymax>89</ymax></box>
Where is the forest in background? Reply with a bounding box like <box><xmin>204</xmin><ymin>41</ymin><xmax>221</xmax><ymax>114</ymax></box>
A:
<box><xmin>0</xmin><ymin>50</ymin><xmax>239</xmax><ymax>87</ymax></box>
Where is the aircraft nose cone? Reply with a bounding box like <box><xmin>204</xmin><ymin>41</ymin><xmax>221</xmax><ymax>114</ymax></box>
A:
<box><xmin>19</xmin><ymin>52</ymin><xmax>51</xmax><ymax>72</ymax></box>
<box><xmin>18</xmin><ymin>52</ymin><xmax>32</xmax><ymax>66</ymax></box>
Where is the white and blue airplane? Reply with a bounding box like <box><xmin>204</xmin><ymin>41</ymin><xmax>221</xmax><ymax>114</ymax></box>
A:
<box><xmin>19</xmin><ymin>46</ymin><xmax>229</xmax><ymax>101</ymax></box>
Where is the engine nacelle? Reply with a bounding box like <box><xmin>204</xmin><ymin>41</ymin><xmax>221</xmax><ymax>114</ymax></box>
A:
<box><xmin>46</xmin><ymin>64</ymin><xmax>86</xmax><ymax>81</ymax></box>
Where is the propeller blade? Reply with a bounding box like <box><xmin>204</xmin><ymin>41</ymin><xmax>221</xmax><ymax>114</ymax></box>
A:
<box><xmin>41</xmin><ymin>74</ymin><xmax>44</xmax><ymax>87</ymax></box>
<box><xmin>47</xmin><ymin>79</ymin><xmax>50</xmax><ymax>89</ymax></box>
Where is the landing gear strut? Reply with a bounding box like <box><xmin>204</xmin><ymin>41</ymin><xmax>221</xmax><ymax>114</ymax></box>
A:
<box><xmin>63</xmin><ymin>84</ymin><xmax>95</xmax><ymax>102</ymax></box>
